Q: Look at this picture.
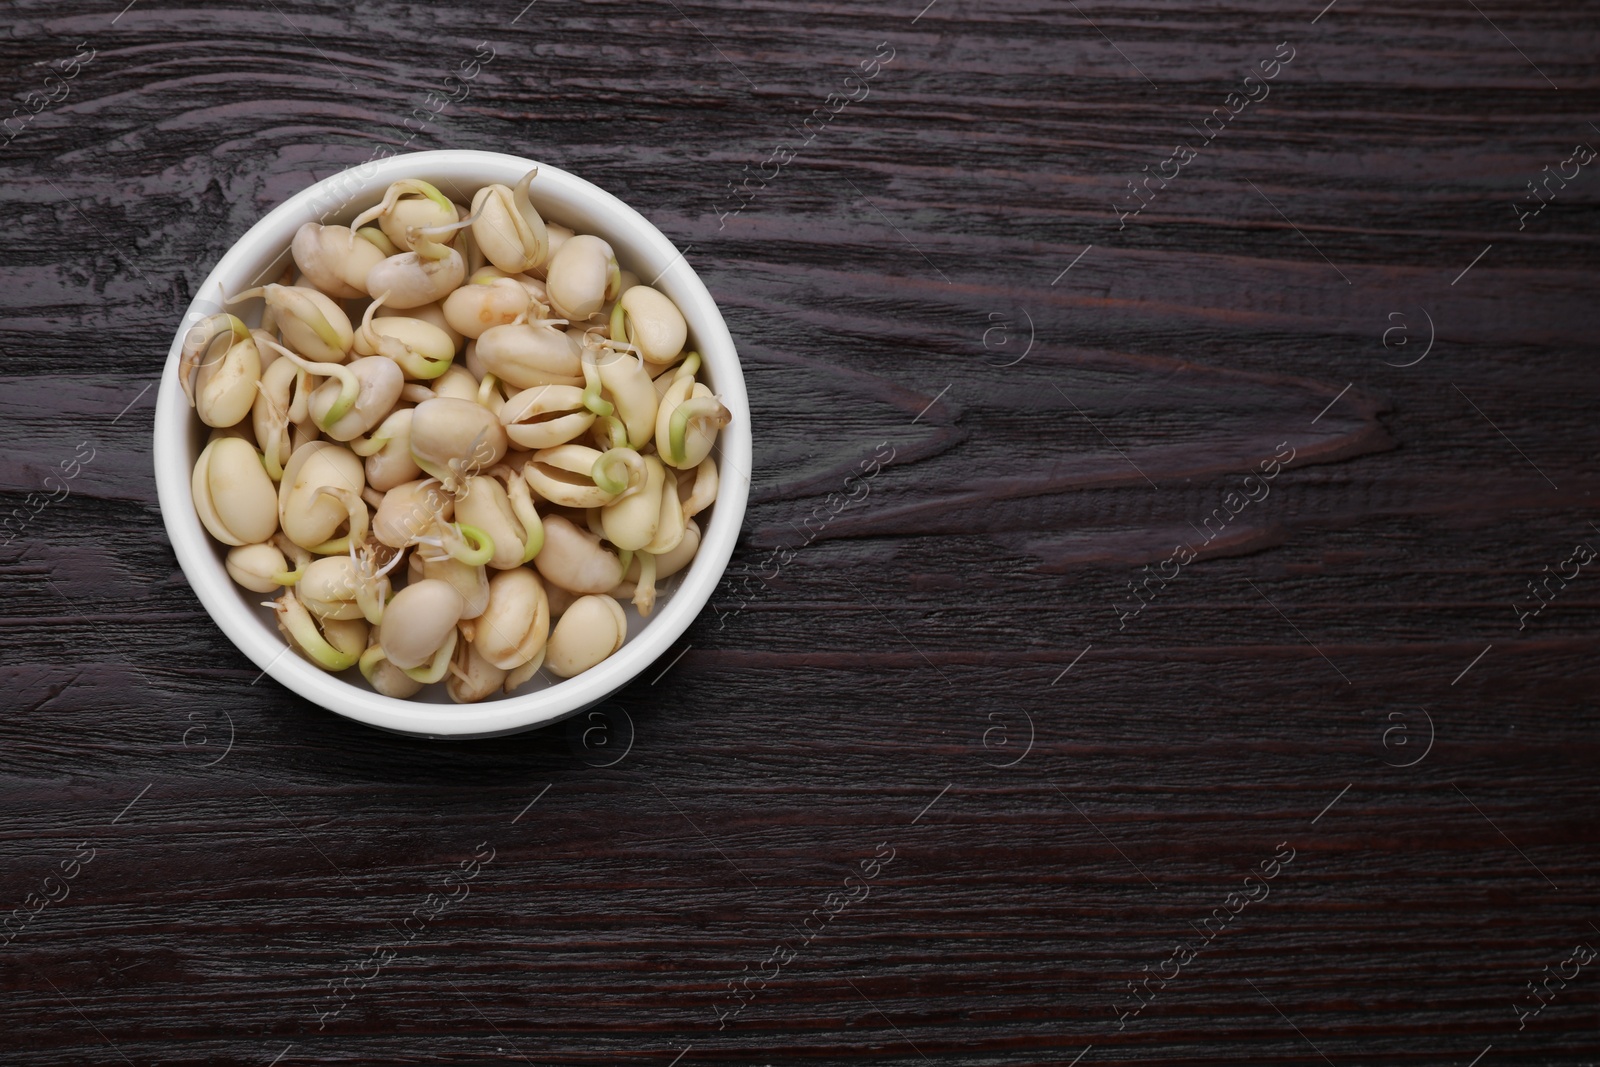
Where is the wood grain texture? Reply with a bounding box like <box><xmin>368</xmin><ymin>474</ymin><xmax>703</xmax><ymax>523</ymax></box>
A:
<box><xmin>1</xmin><ymin>0</ymin><xmax>1597</xmax><ymax>1064</ymax></box>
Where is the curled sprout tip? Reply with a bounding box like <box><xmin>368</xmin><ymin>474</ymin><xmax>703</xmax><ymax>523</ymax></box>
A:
<box><xmin>358</xmin><ymin>644</ymin><xmax>389</xmax><ymax>684</ymax></box>
<box><xmin>592</xmin><ymin>447</ymin><xmax>644</xmax><ymax>498</ymax></box>
<box><xmin>669</xmin><ymin>397</ymin><xmax>732</xmax><ymax>464</ymax></box>
<box><xmin>511</xmin><ymin>168</ymin><xmax>550</xmax><ymax>269</ymax></box>
<box><xmin>505</xmin><ymin>473</ymin><xmax>544</xmax><ymax>562</ymax></box>
<box><xmin>358</xmin><ymin>289</ymin><xmax>386</xmax><ymax>342</ymax></box>
<box><xmin>402</xmin><ymin>628</ymin><xmax>457</xmax><ymax>684</ymax></box>
<box><xmin>453</xmin><ymin>523</ymin><xmax>495</xmax><ymax>567</ymax></box>
<box><xmin>314</xmin><ymin>485</ymin><xmax>369</xmax><ymax>545</ymax></box>
<box><xmin>580</xmin><ymin>345</ymin><xmax>615</xmax><ymax>417</ymax></box>
<box><xmin>259</xmin><ymin>338</ymin><xmax>359</xmax><ymax>429</ymax></box>
<box><xmin>272</xmin><ymin>591</ymin><xmax>359</xmax><ymax>671</ymax></box>
<box><xmin>350</xmin><ymin>179</ymin><xmax>453</xmax><ymax>241</ymax></box>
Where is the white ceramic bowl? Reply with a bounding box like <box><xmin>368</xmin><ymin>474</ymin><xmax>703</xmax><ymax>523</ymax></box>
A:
<box><xmin>153</xmin><ymin>150</ymin><xmax>750</xmax><ymax>738</ymax></box>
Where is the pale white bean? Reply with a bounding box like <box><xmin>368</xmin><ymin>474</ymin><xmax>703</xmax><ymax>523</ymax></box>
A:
<box><xmin>533</xmin><ymin>515</ymin><xmax>625</xmax><ymax>594</ymax></box>
<box><xmin>278</xmin><ymin>441</ymin><xmax>364</xmax><ymax>550</ymax></box>
<box><xmin>462</xmin><ymin>567</ymin><xmax>549</xmax><ymax>670</ymax></box>
<box><xmin>193</xmin><ymin>437</ymin><xmax>278</xmax><ymax>546</ymax></box>
<box><xmin>379</xmin><ymin>578</ymin><xmax>463</xmax><ymax>670</ymax></box>
<box><xmin>544</xmin><ymin>595</ymin><xmax>626</xmax><ymax>678</ymax></box>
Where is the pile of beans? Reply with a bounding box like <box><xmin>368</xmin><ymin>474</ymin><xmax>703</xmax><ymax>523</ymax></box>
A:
<box><xmin>183</xmin><ymin>170</ymin><xmax>729</xmax><ymax>702</ymax></box>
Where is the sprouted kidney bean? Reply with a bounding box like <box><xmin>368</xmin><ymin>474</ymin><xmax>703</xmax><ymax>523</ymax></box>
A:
<box><xmin>181</xmin><ymin>169</ymin><xmax>729</xmax><ymax>702</ymax></box>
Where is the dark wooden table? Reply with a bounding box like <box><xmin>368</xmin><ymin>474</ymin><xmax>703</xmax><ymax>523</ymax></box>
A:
<box><xmin>2</xmin><ymin>0</ymin><xmax>1597</xmax><ymax>1063</ymax></box>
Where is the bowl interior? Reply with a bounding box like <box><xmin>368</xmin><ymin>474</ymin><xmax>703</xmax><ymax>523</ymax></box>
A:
<box><xmin>153</xmin><ymin>150</ymin><xmax>750</xmax><ymax>738</ymax></box>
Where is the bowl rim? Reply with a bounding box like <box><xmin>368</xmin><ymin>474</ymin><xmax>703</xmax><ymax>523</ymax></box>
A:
<box><xmin>152</xmin><ymin>149</ymin><xmax>750</xmax><ymax>738</ymax></box>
